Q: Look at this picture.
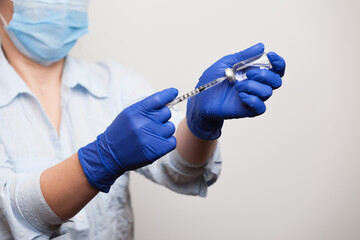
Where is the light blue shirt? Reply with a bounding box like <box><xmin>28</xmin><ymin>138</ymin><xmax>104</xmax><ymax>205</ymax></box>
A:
<box><xmin>0</xmin><ymin>49</ymin><xmax>222</xmax><ymax>240</ymax></box>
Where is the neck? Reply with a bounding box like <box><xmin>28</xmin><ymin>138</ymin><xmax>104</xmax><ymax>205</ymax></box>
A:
<box><xmin>1</xmin><ymin>29</ymin><xmax>64</xmax><ymax>93</ymax></box>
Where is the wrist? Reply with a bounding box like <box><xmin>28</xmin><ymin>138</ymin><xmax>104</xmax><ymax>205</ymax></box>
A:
<box><xmin>40</xmin><ymin>154</ymin><xmax>99</xmax><ymax>220</ymax></box>
<box><xmin>186</xmin><ymin>98</ymin><xmax>224</xmax><ymax>140</ymax></box>
<box><xmin>186</xmin><ymin>112</ymin><xmax>223</xmax><ymax>140</ymax></box>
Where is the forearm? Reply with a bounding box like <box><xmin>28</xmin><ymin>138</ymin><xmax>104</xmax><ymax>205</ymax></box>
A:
<box><xmin>175</xmin><ymin>118</ymin><xmax>217</xmax><ymax>165</ymax></box>
<box><xmin>40</xmin><ymin>153</ymin><xmax>98</xmax><ymax>220</ymax></box>
<box><xmin>38</xmin><ymin>117</ymin><xmax>215</xmax><ymax>221</ymax></box>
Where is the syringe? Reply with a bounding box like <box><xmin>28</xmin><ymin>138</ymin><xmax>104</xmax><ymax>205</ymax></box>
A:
<box><xmin>166</xmin><ymin>76</ymin><xmax>228</xmax><ymax>108</ymax></box>
<box><xmin>166</xmin><ymin>52</ymin><xmax>272</xmax><ymax>108</ymax></box>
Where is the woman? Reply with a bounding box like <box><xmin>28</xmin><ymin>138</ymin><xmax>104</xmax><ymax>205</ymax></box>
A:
<box><xmin>0</xmin><ymin>0</ymin><xmax>285</xmax><ymax>239</ymax></box>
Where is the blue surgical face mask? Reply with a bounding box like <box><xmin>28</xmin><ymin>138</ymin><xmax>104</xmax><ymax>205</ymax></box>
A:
<box><xmin>0</xmin><ymin>0</ymin><xmax>89</xmax><ymax>66</ymax></box>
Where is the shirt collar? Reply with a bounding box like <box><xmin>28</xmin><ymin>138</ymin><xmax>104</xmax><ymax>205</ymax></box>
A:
<box><xmin>0</xmin><ymin>48</ymin><xmax>32</xmax><ymax>107</ymax></box>
<box><xmin>0</xmin><ymin>49</ymin><xmax>109</xmax><ymax>108</ymax></box>
<box><xmin>62</xmin><ymin>56</ymin><xmax>110</xmax><ymax>99</ymax></box>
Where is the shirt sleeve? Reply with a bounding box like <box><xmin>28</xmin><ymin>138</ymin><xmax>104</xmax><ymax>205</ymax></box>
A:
<box><xmin>0</xmin><ymin>142</ymin><xmax>65</xmax><ymax>239</ymax></box>
<box><xmin>102</xmin><ymin>60</ymin><xmax>222</xmax><ymax>197</ymax></box>
<box><xmin>136</xmin><ymin>141</ymin><xmax>222</xmax><ymax>197</ymax></box>
<box><xmin>135</xmin><ymin>109</ymin><xmax>222</xmax><ymax>197</ymax></box>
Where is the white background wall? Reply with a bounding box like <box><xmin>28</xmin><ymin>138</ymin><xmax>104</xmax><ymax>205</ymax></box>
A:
<box><xmin>71</xmin><ymin>0</ymin><xmax>360</xmax><ymax>239</ymax></box>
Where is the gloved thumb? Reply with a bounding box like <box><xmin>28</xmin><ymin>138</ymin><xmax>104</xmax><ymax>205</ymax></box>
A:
<box><xmin>141</xmin><ymin>88</ymin><xmax>179</xmax><ymax>110</ymax></box>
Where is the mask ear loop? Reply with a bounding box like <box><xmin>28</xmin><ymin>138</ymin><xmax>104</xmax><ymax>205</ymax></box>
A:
<box><xmin>0</xmin><ymin>14</ymin><xmax>8</xmax><ymax>27</ymax></box>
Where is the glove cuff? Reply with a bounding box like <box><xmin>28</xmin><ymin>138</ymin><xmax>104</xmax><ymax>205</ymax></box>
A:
<box><xmin>186</xmin><ymin>97</ymin><xmax>224</xmax><ymax>140</ymax></box>
<box><xmin>186</xmin><ymin>114</ymin><xmax>224</xmax><ymax>140</ymax></box>
<box><xmin>78</xmin><ymin>134</ymin><xmax>126</xmax><ymax>193</ymax></box>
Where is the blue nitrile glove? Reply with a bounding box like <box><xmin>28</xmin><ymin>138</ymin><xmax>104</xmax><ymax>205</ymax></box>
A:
<box><xmin>78</xmin><ymin>88</ymin><xmax>178</xmax><ymax>192</ymax></box>
<box><xmin>186</xmin><ymin>43</ymin><xmax>286</xmax><ymax>140</ymax></box>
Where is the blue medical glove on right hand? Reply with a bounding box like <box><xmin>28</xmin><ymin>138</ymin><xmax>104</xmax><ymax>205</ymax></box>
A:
<box><xmin>78</xmin><ymin>88</ymin><xmax>178</xmax><ymax>193</ymax></box>
<box><xmin>187</xmin><ymin>43</ymin><xmax>286</xmax><ymax>140</ymax></box>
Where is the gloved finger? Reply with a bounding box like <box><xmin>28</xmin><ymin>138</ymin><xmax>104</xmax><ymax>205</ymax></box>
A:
<box><xmin>236</xmin><ymin>80</ymin><xmax>273</xmax><ymax>101</ymax></box>
<box><xmin>141</xmin><ymin>88</ymin><xmax>178</xmax><ymax>110</ymax></box>
<box><xmin>239</xmin><ymin>92</ymin><xmax>266</xmax><ymax>117</ymax></box>
<box><xmin>150</xmin><ymin>121</ymin><xmax>176</xmax><ymax>139</ymax></box>
<box><xmin>166</xmin><ymin>136</ymin><xmax>177</xmax><ymax>153</ymax></box>
<box><xmin>146</xmin><ymin>121</ymin><xmax>176</xmax><ymax>139</ymax></box>
<box><xmin>246</xmin><ymin>68</ymin><xmax>282</xmax><ymax>89</ymax></box>
<box><xmin>146</xmin><ymin>107</ymin><xmax>172</xmax><ymax>124</ymax></box>
<box><xmin>149</xmin><ymin>136</ymin><xmax>177</xmax><ymax>163</ymax></box>
<box><xmin>267</xmin><ymin>52</ymin><xmax>286</xmax><ymax>77</ymax></box>
<box><xmin>224</xmin><ymin>43</ymin><xmax>265</xmax><ymax>66</ymax></box>
<box><xmin>161</xmin><ymin>121</ymin><xmax>176</xmax><ymax>139</ymax></box>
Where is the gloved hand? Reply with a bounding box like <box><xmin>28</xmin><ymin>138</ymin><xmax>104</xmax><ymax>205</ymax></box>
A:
<box><xmin>186</xmin><ymin>43</ymin><xmax>286</xmax><ymax>140</ymax></box>
<box><xmin>78</xmin><ymin>88</ymin><xmax>178</xmax><ymax>192</ymax></box>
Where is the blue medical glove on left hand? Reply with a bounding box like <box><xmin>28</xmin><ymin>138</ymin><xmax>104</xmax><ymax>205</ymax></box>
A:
<box><xmin>78</xmin><ymin>88</ymin><xmax>178</xmax><ymax>193</ymax></box>
<box><xmin>186</xmin><ymin>43</ymin><xmax>286</xmax><ymax>140</ymax></box>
